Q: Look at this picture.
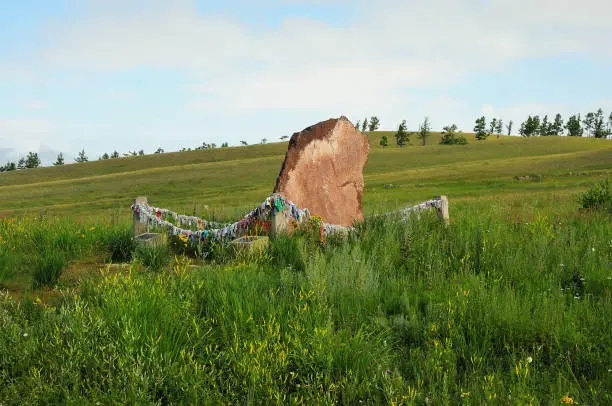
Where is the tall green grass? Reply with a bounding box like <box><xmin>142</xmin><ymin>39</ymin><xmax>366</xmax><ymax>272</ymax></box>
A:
<box><xmin>0</xmin><ymin>206</ymin><xmax>609</xmax><ymax>404</ymax></box>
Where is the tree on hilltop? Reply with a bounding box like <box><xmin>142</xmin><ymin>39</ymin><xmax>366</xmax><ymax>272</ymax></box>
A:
<box><xmin>582</xmin><ymin>112</ymin><xmax>595</xmax><ymax>137</ymax></box>
<box><xmin>240</xmin><ymin>140</ymin><xmax>248</xmax><ymax>146</ymax></box>
<box><xmin>394</xmin><ymin>120</ymin><xmax>408</xmax><ymax>146</ymax></box>
<box><xmin>551</xmin><ymin>114</ymin><xmax>564</xmax><ymax>136</ymax></box>
<box><xmin>154</xmin><ymin>148</ymin><xmax>164</xmax><ymax>154</ymax></box>
<box><xmin>361</xmin><ymin>118</ymin><xmax>368</xmax><ymax>133</ymax></box>
<box><xmin>379</xmin><ymin>135</ymin><xmax>388</xmax><ymax>147</ymax></box>
<box><xmin>53</xmin><ymin>153</ymin><xmax>64</xmax><ymax>166</ymax></box>
<box><xmin>506</xmin><ymin>120</ymin><xmax>513</xmax><ymax>136</ymax></box>
<box><xmin>25</xmin><ymin>152</ymin><xmax>41</xmax><ymax>168</ymax></box>
<box><xmin>540</xmin><ymin>115</ymin><xmax>550</xmax><ymax>136</ymax></box>
<box><xmin>565</xmin><ymin>115</ymin><xmax>583</xmax><ymax>137</ymax></box>
<box><xmin>0</xmin><ymin>162</ymin><xmax>16</xmax><ymax>172</ymax></box>
<box><xmin>592</xmin><ymin>108</ymin><xmax>607</xmax><ymax>138</ymax></box>
<box><xmin>488</xmin><ymin>118</ymin><xmax>497</xmax><ymax>137</ymax></box>
<box><xmin>519</xmin><ymin>115</ymin><xmax>540</xmax><ymax>137</ymax></box>
<box><xmin>474</xmin><ymin>116</ymin><xmax>487</xmax><ymax>140</ymax></box>
<box><xmin>495</xmin><ymin>119</ymin><xmax>503</xmax><ymax>137</ymax></box>
<box><xmin>440</xmin><ymin>124</ymin><xmax>468</xmax><ymax>145</ymax></box>
<box><xmin>418</xmin><ymin>117</ymin><xmax>431</xmax><ymax>146</ymax></box>
<box><xmin>75</xmin><ymin>149</ymin><xmax>88</xmax><ymax>162</ymax></box>
<box><xmin>280</xmin><ymin>136</ymin><xmax>288</xmax><ymax>141</ymax></box>
<box><xmin>111</xmin><ymin>151</ymin><xmax>120</xmax><ymax>159</ymax></box>
<box><xmin>368</xmin><ymin>116</ymin><xmax>380</xmax><ymax>132</ymax></box>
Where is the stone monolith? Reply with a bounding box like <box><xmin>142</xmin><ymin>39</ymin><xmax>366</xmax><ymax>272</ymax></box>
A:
<box><xmin>273</xmin><ymin>116</ymin><xmax>370</xmax><ymax>226</ymax></box>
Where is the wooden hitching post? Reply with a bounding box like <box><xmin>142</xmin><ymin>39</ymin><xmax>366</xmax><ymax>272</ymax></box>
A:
<box><xmin>133</xmin><ymin>196</ymin><xmax>148</xmax><ymax>237</ymax></box>
<box><xmin>271</xmin><ymin>209</ymin><xmax>290</xmax><ymax>237</ymax></box>
<box><xmin>436</xmin><ymin>195</ymin><xmax>450</xmax><ymax>225</ymax></box>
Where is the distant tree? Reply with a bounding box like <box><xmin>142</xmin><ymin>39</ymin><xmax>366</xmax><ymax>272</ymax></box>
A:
<box><xmin>506</xmin><ymin>120</ymin><xmax>513</xmax><ymax>136</ymax></box>
<box><xmin>379</xmin><ymin>135</ymin><xmax>388</xmax><ymax>147</ymax></box>
<box><xmin>25</xmin><ymin>152</ymin><xmax>41</xmax><ymax>168</ymax></box>
<box><xmin>136</xmin><ymin>149</ymin><xmax>144</xmax><ymax>156</ymax></box>
<box><xmin>608</xmin><ymin>112</ymin><xmax>612</xmax><ymax>136</ymax></box>
<box><xmin>592</xmin><ymin>108</ymin><xmax>607</xmax><ymax>138</ymax></box>
<box><xmin>361</xmin><ymin>118</ymin><xmax>368</xmax><ymax>133</ymax></box>
<box><xmin>101</xmin><ymin>153</ymin><xmax>110</xmax><ymax>160</ymax></box>
<box><xmin>111</xmin><ymin>151</ymin><xmax>120</xmax><ymax>159</ymax></box>
<box><xmin>280</xmin><ymin>136</ymin><xmax>288</xmax><ymax>141</ymax></box>
<box><xmin>1</xmin><ymin>162</ymin><xmax>16</xmax><ymax>172</ymax></box>
<box><xmin>540</xmin><ymin>115</ymin><xmax>550</xmax><ymax>136</ymax></box>
<box><xmin>355</xmin><ymin>120</ymin><xmax>360</xmax><ymax>130</ymax></box>
<box><xmin>53</xmin><ymin>153</ymin><xmax>64</xmax><ymax>166</ymax></box>
<box><xmin>565</xmin><ymin>114</ymin><xmax>583</xmax><ymax>137</ymax></box>
<box><xmin>240</xmin><ymin>140</ymin><xmax>248</xmax><ymax>146</ymax></box>
<box><xmin>17</xmin><ymin>157</ymin><xmax>26</xmax><ymax>169</ymax></box>
<box><xmin>75</xmin><ymin>150</ymin><xmax>88</xmax><ymax>162</ymax></box>
<box><xmin>221</xmin><ymin>142</ymin><xmax>229</xmax><ymax>147</ymax></box>
<box><xmin>418</xmin><ymin>117</ymin><xmax>431</xmax><ymax>146</ymax></box>
<box><xmin>474</xmin><ymin>116</ymin><xmax>488</xmax><ymax>140</ymax></box>
<box><xmin>440</xmin><ymin>124</ymin><xmax>468</xmax><ymax>145</ymax></box>
<box><xmin>582</xmin><ymin>112</ymin><xmax>595</xmax><ymax>137</ymax></box>
<box><xmin>495</xmin><ymin>119</ymin><xmax>503</xmax><ymax>137</ymax></box>
<box><xmin>368</xmin><ymin>116</ymin><xmax>380</xmax><ymax>132</ymax></box>
<box><xmin>394</xmin><ymin>120</ymin><xmax>408</xmax><ymax>146</ymax></box>
<box><xmin>154</xmin><ymin>148</ymin><xmax>164</xmax><ymax>154</ymax></box>
<box><xmin>551</xmin><ymin>114</ymin><xmax>564</xmax><ymax>136</ymax></box>
<box><xmin>520</xmin><ymin>115</ymin><xmax>540</xmax><ymax>137</ymax></box>
<box><xmin>488</xmin><ymin>118</ymin><xmax>497</xmax><ymax>137</ymax></box>
<box><xmin>261</xmin><ymin>138</ymin><xmax>267</xmax><ymax>144</ymax></box>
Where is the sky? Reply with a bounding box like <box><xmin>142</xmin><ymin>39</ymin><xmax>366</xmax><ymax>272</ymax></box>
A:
<box><xmin>1</xmin><ymin>0</ymin><xmax>611</xmax><ymax>165</ymax></box>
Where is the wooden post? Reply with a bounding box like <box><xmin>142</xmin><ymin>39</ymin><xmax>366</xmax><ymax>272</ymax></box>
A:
<box><xmin>271</xmin><ymin>209</ymin><xmax>290</xmax><ymax>237</ymax></box>
<box><xmin>436</xmin><ymin>195</ymin><xmax>450</xmax><ymax>225</ymax></box>
<box><xmin>133</xmin><ymin>196</ymin><xmax>148</xmax><ymax>237</ymax></box>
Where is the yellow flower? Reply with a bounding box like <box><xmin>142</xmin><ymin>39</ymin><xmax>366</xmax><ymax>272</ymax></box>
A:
<box><xmin>560</xmin><ymin>395</ymin><xmax>575</xmax><ymax>404</ymax></box>
<box><xmin>89</xmin><ymin>227</ymin><xmax>95</xmax><ymax>231</ymax></box>
<box><xmin>461</xmin><ymin>392</ymin><xmax>470</xmax><ymax>398</ymax></box>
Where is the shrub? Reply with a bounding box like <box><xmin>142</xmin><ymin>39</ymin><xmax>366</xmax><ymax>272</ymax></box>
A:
<box><xmin>104</xmin><ymin>227</ymin><xmax>135</xmax><ymax>262</ymax></box>
<box><xmin>134</xmin><ymin>243</ymin><xmax>170</xmax><ymax>271</ymax></box>
<box><xmin>32</xmin><ymin>251</ymin><xmax>67</xmax><ymax>288</ymax></box>
<box><xmin>579</xmin><ymin>179</ymin><xmax>610</xmax><ymax>212</ymax></box>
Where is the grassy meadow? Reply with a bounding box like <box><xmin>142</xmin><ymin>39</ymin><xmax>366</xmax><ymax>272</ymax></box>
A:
<box><xmin>0</xmin><ymin>133</ymin><xmax>610</xmax><ymax>404</ymax></box>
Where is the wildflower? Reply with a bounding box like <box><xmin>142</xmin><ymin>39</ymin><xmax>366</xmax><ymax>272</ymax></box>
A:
<box><xmin>89</xmin><ymin>227</ymin><xmax>95</xmax><ymax>231</ymax></box>
<box><xmin>386</xmin><ymin>369</ymin><xmax>391</xmax><ymax>375</ymax></box>
<box><xmin>461</xmin><ymin>392</ymin><xmax>470</xmax><ymax>398</ymax></box>
<box><xmin>23</xmin><ymin>332</ymin><xmax>28</xmax><ymax>337</ymax></box>
<box><xmin>527</xmin><ymin>356</ymin><xmax>533</xmax><ymax>364</ymax></box>
<box><xmin>560</xmin><ymin>394</ymin><xmax>575</xmax><ymax>404</ymax></box>
<box><xmin>591</xmin><ymin>247</ymin><xmax>595</xmax><ymax>252</ymax></box>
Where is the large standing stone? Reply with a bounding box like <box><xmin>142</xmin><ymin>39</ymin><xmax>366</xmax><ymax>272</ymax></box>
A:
<box><xmin>274</xmin><ymin>116</ymin><xmax>370</xmax><ymax>226</ymax></box>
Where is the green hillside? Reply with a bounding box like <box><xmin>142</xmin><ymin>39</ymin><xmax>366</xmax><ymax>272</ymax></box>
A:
<box><xmin>0</xmin><ymin>133</ymin><xmax>610</xmax><ymax>404</ymax></box>
<box><xmin>0</xmin><ymin>134</ymin><xmax>609</xmax><ymax>219</ymax></box>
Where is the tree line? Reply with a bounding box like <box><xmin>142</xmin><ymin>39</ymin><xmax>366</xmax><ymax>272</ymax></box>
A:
<box><xmin>2</xmin><ymin>109</ymin><xmax>610</xmax><ymax>172</ymax></box>
<box><xmin>474</xmin><ymin>108</ymin><xmax>612</xmax><ymax>140</ymax></box>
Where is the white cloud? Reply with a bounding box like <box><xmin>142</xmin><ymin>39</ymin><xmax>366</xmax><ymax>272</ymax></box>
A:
<box><xmin>38</xmin><ymin>0</ymin><xmax>612</xmax><ymax>114</ymax></box>
<box><xmin>1</xmin><ymin>0</ymin><xmax>611</xmax><ymax>156</ymax></box>
<box><xmin>0</xmin><ymin>118</ymin><xmax>66</xmax><ymax>164</ymax></box>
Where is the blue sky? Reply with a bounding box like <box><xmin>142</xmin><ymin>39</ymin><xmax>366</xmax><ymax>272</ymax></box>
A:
<box><xmin>1</xmin><ymin>0</ymin><xmax>611</xmax><ymax>164</ymax></box>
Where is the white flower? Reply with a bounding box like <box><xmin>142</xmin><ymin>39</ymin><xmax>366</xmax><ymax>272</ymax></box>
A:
<box><xmin>527</xmin><ymin>356</ymin><xmax>533</xmax><ymax>364</ymax></box>
<box><xmin>22</xmin><ymin>333</ymin><xmax>28</xmax><ymax>337</ymax></box>
<box><xmin>592</xmin><ymin>247</ymin><xmax>596</xmax><ymax>252</ymax></box>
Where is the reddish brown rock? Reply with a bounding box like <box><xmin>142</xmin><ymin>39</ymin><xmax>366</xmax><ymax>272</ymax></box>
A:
<box><xmin>274</xmin><ymin>116</ymin><xmax>370</xmax><ymax>226</ymax></box>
